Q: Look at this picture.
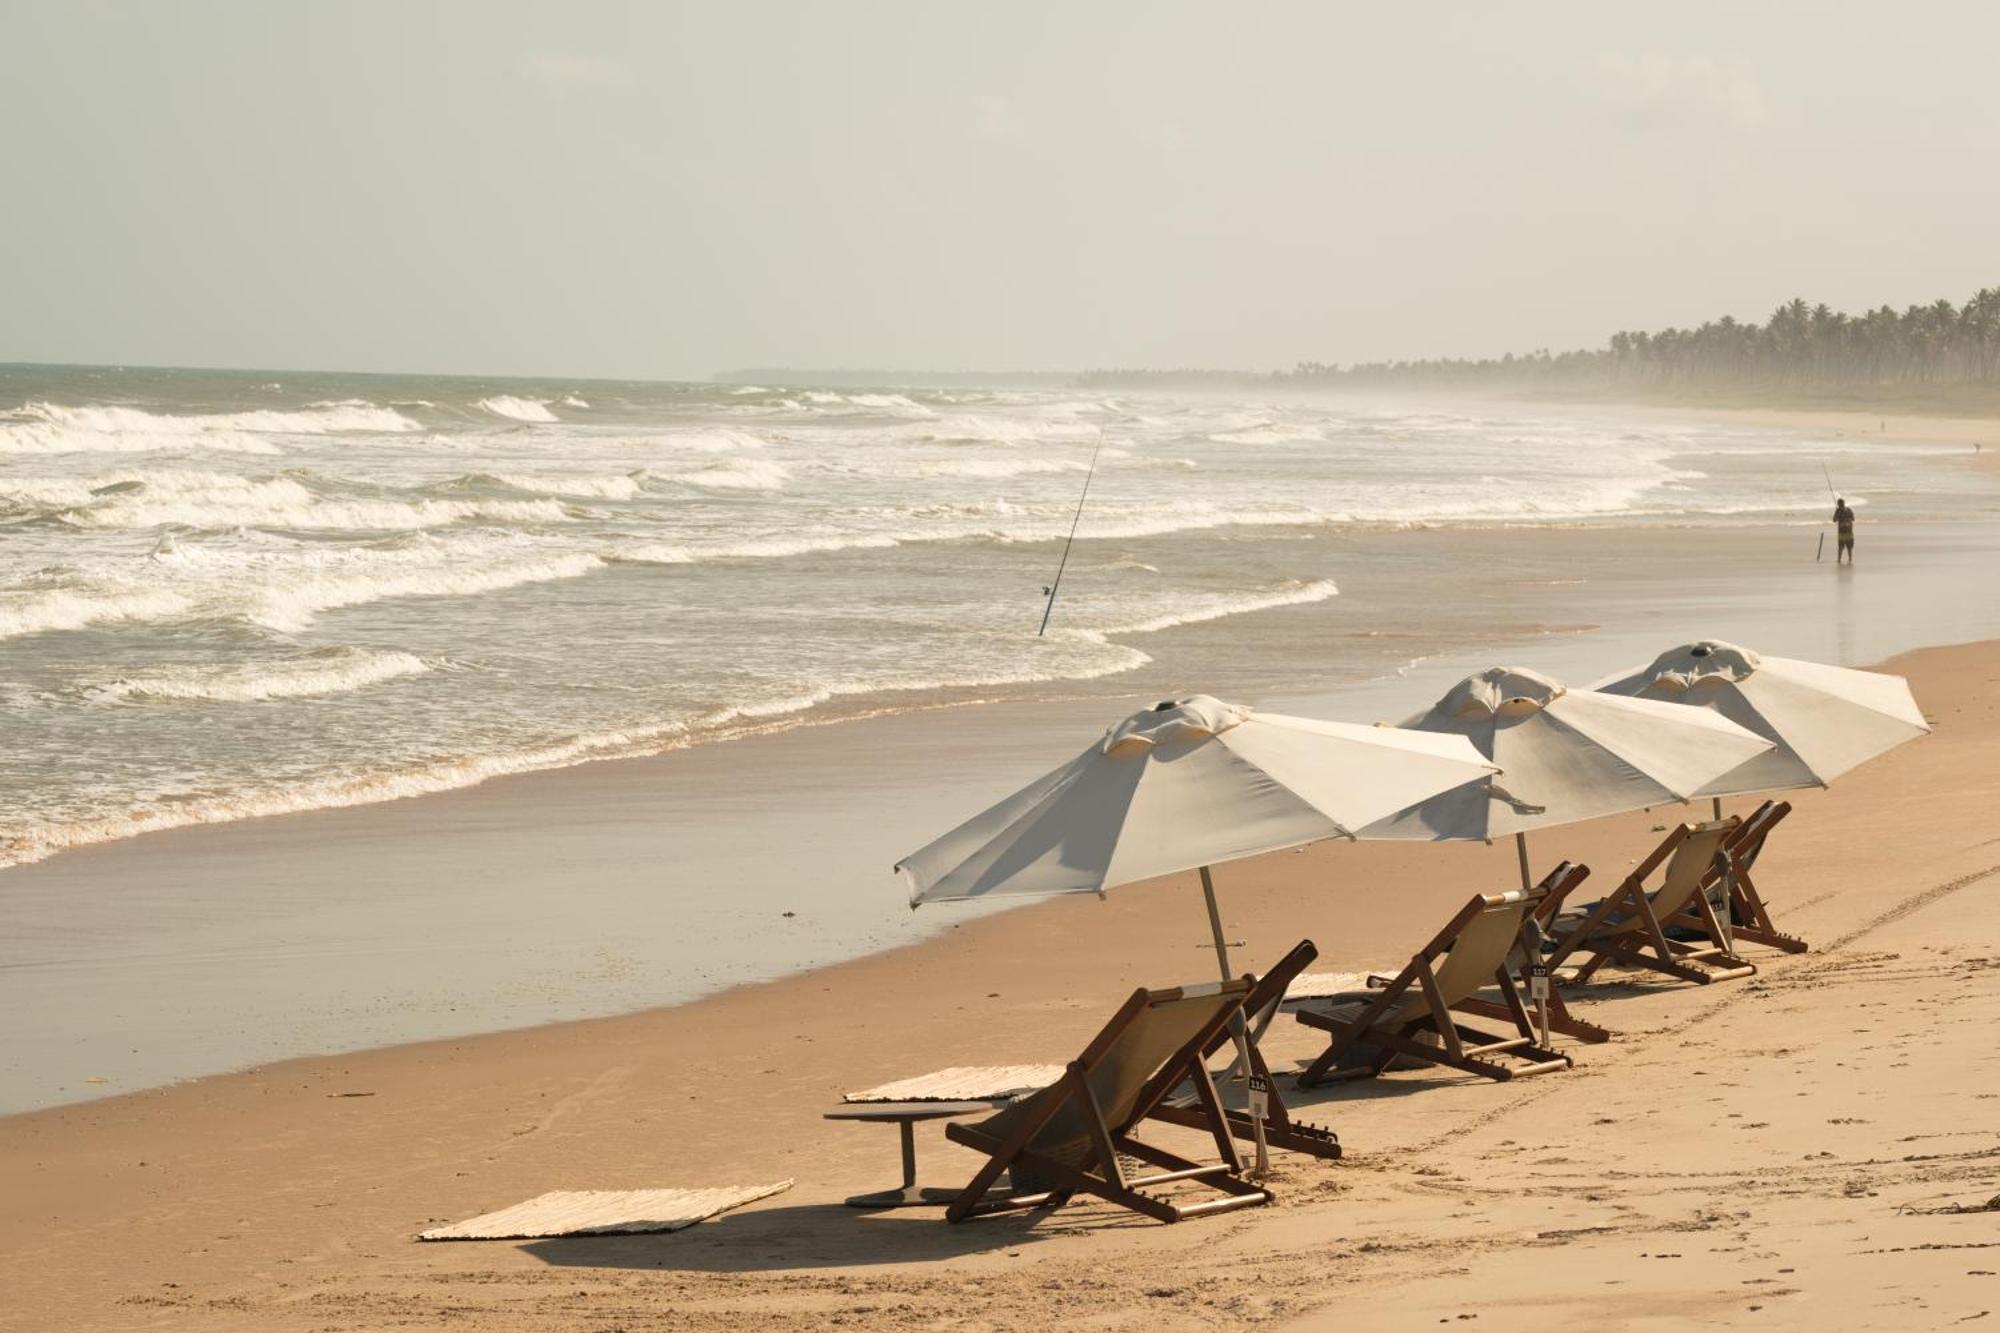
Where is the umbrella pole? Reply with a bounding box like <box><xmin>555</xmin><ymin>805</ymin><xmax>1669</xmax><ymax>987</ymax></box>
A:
<box><xmin>1199</xmin><ymin>864</ymin><xmax>1234</xmax><ymax>980</ymax></box>
<box><xmin>1199</xmin><ymin>864</ymin><xmax>1251</xmax><ymax>1064</ymax></box>
<box><xmin>1712</xmin><ymin>796</ymin><xmax>1723</xmax><ymax>821</ymax></box>
<box><xmin>1199</xmin><ymin>865</ymin><xmax>1267</xmax><ymax>1181</ymax></box>
<box><xmin>1514</xmin><ymin>832</ymin><xmax>1533</xmax><ymax>892</ymax></box>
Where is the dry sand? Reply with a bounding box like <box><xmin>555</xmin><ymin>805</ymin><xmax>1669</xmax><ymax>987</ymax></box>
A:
<box><xmin>2</xmin><ymin>638</ymin><xmax>1997</xmax><ymax>1331</ymax></box>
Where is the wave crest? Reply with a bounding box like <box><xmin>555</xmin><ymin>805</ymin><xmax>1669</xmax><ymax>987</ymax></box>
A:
<box><xmin>0</xmin><ymin>401</ymin><xmax>417</xmax><ymax>454</ymax></box>
<box><xmin>81</xmin><ymin>648</ymin><xmax>433</xmax><ymax>703</ymax></box>
<box><xmin>1096</xmin><ymin>579</ymin><xmax>1340</xmax><ymax>635</ymax></box>
<box><xmin>477</xmin><ymin>395</ymin><xmax>559</xmax><ymax>423</ymax></box>
<box><xmin>12</xmin><ymin>471</ymin><xmax>578</xmax><ymax>532</ymax></box>
<box><xmin>660</xmin><ymin>458</ymin><xmax>790</xmax><ymax>491</ymax></box>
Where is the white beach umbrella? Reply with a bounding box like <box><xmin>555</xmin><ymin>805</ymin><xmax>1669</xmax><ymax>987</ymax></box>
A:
<box><xmin>1592</xmin><ymin>640</ymin><xmax>1930</xmax><ymax>809</ymax></box>
<box><xmin>1358</xmin><ymin>666</ymin><xmax>1776</xmax><ymax>886</ymax></box>
<box><xmin>899</xmin><ymin>694</ymin><xmax>1498</xmax><ymax>980</ymax></box>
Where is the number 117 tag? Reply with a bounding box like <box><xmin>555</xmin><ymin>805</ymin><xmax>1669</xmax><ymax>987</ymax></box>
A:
<box><xmin>1529</xmin><ymin>964</ymin><xmax>1551</xmax><ymax>1002</ymax></box>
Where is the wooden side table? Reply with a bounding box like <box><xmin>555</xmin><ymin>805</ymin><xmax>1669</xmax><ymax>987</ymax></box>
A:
<box><xmin>822</xmin><ymin>1100</ymin><xmax>993</xmax><ymax>1208</ymax></box>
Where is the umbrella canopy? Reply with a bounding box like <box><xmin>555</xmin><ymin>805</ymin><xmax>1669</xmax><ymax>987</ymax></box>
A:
<box><xmin>899</xmin><ymin>694</ymin><xmax>1497</xmax><ymax>906</ymax></box>
<box><xmin>1592</xmin><ymin>640</ymin><xmax>1929</xmax><ymax>796</ymax></box>
<box><xmin>1360</xmin><ymin>666</ymin><xmax>1775</xmax><ymax>843</ymax></box>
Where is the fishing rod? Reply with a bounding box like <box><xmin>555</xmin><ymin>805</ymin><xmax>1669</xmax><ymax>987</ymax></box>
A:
<box><xmin>1816</xmin><ymin>462</ymin><xmax>1838</xmax><ymax>563</ymax></box>
<box><xmin>1037</xmin><ymin>431</ymin><xmax>1106</xmax><ymax>637</ymax></box>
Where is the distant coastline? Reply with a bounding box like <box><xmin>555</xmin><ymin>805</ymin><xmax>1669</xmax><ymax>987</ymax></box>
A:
<box><xmin>726</xmin><ymin>280</ymin><xmax>2000</xmax><ymax>418</ymax></box>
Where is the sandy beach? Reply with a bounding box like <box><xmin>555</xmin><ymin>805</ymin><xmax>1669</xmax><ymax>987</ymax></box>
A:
<box><xmin>2</xmin><ymin>629</ymin><xmax>1995</xmax><ymax>1331</ymax></box>
<box><xmin>15</xmin><ymin>7</ymin><xmax>2000</xmax><ymax>1327</ymax></box>
<box><xmin>10</xmin><ymin>507</ymin><xmax>2000</xmax><ymax>1114</ymax></box>
<box><xmin>3</xmin><ymin>404</ymin><xmax>1996</xmax><ymax>1333</ymax></box>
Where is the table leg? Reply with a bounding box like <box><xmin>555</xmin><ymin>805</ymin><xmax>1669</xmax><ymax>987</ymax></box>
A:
<box><xmin>843</xmin><ymin>1118</ymin><xmax>964</xmax><ymax>1208</ymax></box>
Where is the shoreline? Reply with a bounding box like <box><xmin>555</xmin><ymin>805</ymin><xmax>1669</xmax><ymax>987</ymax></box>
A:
<box><xmin>5</xmin><ymin>399</ymin><xmax>1987</xmax><ymax>881</ymax></box>
<box><xmin>5</xmin><ymin>397</ymin><xmax>1997</xmax><ymax>1119</ymax></box>
<box><xmin>8</xmin><ymin>488</ymin><xmax>2000</xmax><ymax>1113</ymax></box>
<box><xmin>2</xmin><ymin>634</ymin><xmax>1995</xmax><ymax>1331</ymax></box>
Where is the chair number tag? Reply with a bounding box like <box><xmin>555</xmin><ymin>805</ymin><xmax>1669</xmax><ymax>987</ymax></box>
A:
<box><xmin>1247</xmin><ymin>1074</ymin><xmax>1269</xmax><ymax>1119</ymax></box>
<box><xmin>1529</xmin><ymin>964</ymin><xmax>1550</xmax><ymax>1002</ymax></box>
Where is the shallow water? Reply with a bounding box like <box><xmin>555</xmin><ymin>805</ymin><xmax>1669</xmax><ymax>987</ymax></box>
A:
<box><xmin>5</xmin><ymin>367</ymin><xmax>1988</xmax><ymax>871</ymax></box>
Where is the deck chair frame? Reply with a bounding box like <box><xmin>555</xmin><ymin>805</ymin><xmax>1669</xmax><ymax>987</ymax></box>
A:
<box><xmin>1150</xmin><ymin>940</ymin><xmax>1342</xmax><ymax>1160</ymax></box>
<box><xmin>943</xmin><ymin>981</ymin><xmax>1272</xmax><ymax>1225</ymax></box>
<box><xmin>1672</xmin><ymin>800</ymin><xmax>1807</xmax><ymax>955</ymax></box>
<box><xmin>1543</xmin><ymin>820</ymin><xmax>1756</xmax><ymax>987</ymax></box>
<box><xmin>1294</xmin><ymin>887</ymin><xmax>1573</xmax><ymax>1087</ymax></box>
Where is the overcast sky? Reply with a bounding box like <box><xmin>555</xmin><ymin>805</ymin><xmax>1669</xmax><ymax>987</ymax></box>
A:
<box><xmin>5</xmin><ymin>2</ymin><xmax>1997</xmax><ymax>379</ymax></box>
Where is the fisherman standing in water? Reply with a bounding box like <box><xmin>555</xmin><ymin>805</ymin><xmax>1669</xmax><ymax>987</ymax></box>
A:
<box><xmin>1833</xmin><ymin>496</ymin><xmax>1856</xmax><ymax>564</ymax></box>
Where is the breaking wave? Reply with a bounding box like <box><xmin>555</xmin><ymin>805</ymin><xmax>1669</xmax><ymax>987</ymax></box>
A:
<box><xmin>921</xmin><ymin>457</ymin><xmax>1092</xmax><ymax>479</ymax></box>
<box><xmin>906</xmin><ymin>414</ymin><xmax>1099</xmax><ymax>445</ymax></box>
<box><xmin>1210</xmin><ymin>422</ymin><xmax>1327</xmax><ymax>445</ymax></box>
<box><xmin>0</xmin><ymin>586</ymin><xmax>195</xmax><ymax>640</ymax></box>
<box><xmin>451</xmin><ymin>471</ymin><xmax>646</xmax><ymax>500</ymax></box>
<box><xmin>80</xmin><ymin>648</ymin><xmax>433</xmax><ymax>703</ymax></box>
<box><xmin>0</xmin><ymin>401</ymin><xmax>418</xmax><ymax>455</ymax></box>
<box><xmin>615</xmin><ymin>532</ymin><xmax>903</xmax><ymax>564</ymax></box>
<box><xmin>3</xmin><ymin>536</ymin><xmax>608</xmax><ymax>641</ymax></box>
<box><xmin>624</xmin><ymin>428</ymin><xmax>768</xmax><ymax>453</ymax></box>
<box><xmin>172</xmin><ymin>544</ymin><xmax>608</xmax><ymax>633</ymax></box>
<box><xmin>1095</xmin><ymin>579</ymin><xmax>1340</xmax><ymax>635</ymax></box>
<box><xmin>42</xmin><ymin>474</ymin><xmax>575</xmax><ymax>532</ymax></box>
<box><xmin>660</xmin><ymin>458</ymin><xmax>790</xmax><ymax>491</ymax></box>
<box><xmin>478</xmin><ymin>395</ymin><xmax>559</xmax><ymax>423</ymax></box>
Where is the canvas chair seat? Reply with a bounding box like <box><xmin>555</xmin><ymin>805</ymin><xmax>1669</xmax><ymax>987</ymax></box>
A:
<box><xmin>1141</xmin><ymin>938</ymin><xmax>1343</xmax><ymax>1161</ymax></box>
<box><xmin>1296</xmin><ymin>875</ymin><xmax>1578</xmax><ymax>1087</ymax></box>
<box><xmin>1541</xmin><ymin>820</ymin><xmax>1757</xmax><ymax>987</ymax></box>
<box><xmin>944</xmin><ymin>979</ymin><xmax>1275</xmax><ymax>1225</ymax></box>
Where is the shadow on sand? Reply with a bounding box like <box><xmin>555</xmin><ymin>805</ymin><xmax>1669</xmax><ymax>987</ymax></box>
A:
<box><xmin>520</xmin><ymin>1199</ymin><xmax>1157</xmax><ymax>1274</ymax></box>
<box><xmin>521</xmin><ymin>1022</ymin><xmax>1654</xmax><ymax>1276</ymax></box>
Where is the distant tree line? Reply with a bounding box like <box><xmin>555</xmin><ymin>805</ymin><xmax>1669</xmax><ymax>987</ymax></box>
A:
<box><xmin>1277</xmin><ymin>285</ymin><xmax>2000</xmax><ymax>390</ymax></box>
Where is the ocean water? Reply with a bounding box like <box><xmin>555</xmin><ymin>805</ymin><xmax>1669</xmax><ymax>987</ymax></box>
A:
<box><xmin>1</xmin><ymin>365</ymin><xmax>1986</xmax><ymax>870</ymax></box>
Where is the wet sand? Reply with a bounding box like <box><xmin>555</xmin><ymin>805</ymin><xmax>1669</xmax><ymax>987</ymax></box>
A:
<box><xmin>0</xmin><ymin>637</ymin><xmax>1995</xmax><ymax>1332</ymax></box>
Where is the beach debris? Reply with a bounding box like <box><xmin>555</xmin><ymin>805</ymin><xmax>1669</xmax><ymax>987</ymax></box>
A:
<box><xmin>1899</xmin><ymin>1195</ymin><xmax>2000</xmax><ymax>1217</ymax></box>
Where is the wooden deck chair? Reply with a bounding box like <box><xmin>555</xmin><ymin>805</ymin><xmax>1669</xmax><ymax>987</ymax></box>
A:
<box><xmin>1542</xmin><ymin>819</ymin><xmax>1755</xmax><ymax>987</ymax></box>
<box><xmin>1150</xmin><ymin>940</ymin><xmax>1342</xmax><ymax>1160</ymax></box>
<box><xmin>943</xmin><ymin>980</ymin><xmax>1273</xmax><ymax>1224</ymax></box>
<box><xmin>1293</xmin><ymin>886</ymin><xmax>1573</xmax><ymax>1087</ymax></box>
<box><xmin>1696</xmin><ymin>800</ymin><xmax>1808</xmax><ymax>955</ymax></box>
<box><xmin>1451</xmin><ymin>861</ymin><xmax>1614</xmax><ymax>1044</ymax></box>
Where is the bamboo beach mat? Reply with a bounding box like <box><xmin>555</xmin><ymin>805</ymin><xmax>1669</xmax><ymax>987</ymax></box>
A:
<box><xmin>418</xmin><ymin>1180</ymin><xmax>794</xmax><ymax>1241</ymax></box>
<box><xmin>843</xmin><ymin>1065</ymin><xmax>1064</xmax><ymax>1103</ymax></box>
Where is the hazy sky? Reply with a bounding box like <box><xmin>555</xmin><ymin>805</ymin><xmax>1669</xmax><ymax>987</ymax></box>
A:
<box><xmin>5</xmin><ymin>2</ymin><xmax>1997</xmax><ymax>379</ymax></box>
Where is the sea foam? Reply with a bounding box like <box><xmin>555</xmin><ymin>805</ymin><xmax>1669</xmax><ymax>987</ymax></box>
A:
<box><xmin>0</xmin><ymin>401</ymin><xmax>417</xmax><ymax>455</ymax></box>
<box><xmin>83</xmin><ymin>648</ymin><xmax>433</xmax><ymax>703</ymax></box>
